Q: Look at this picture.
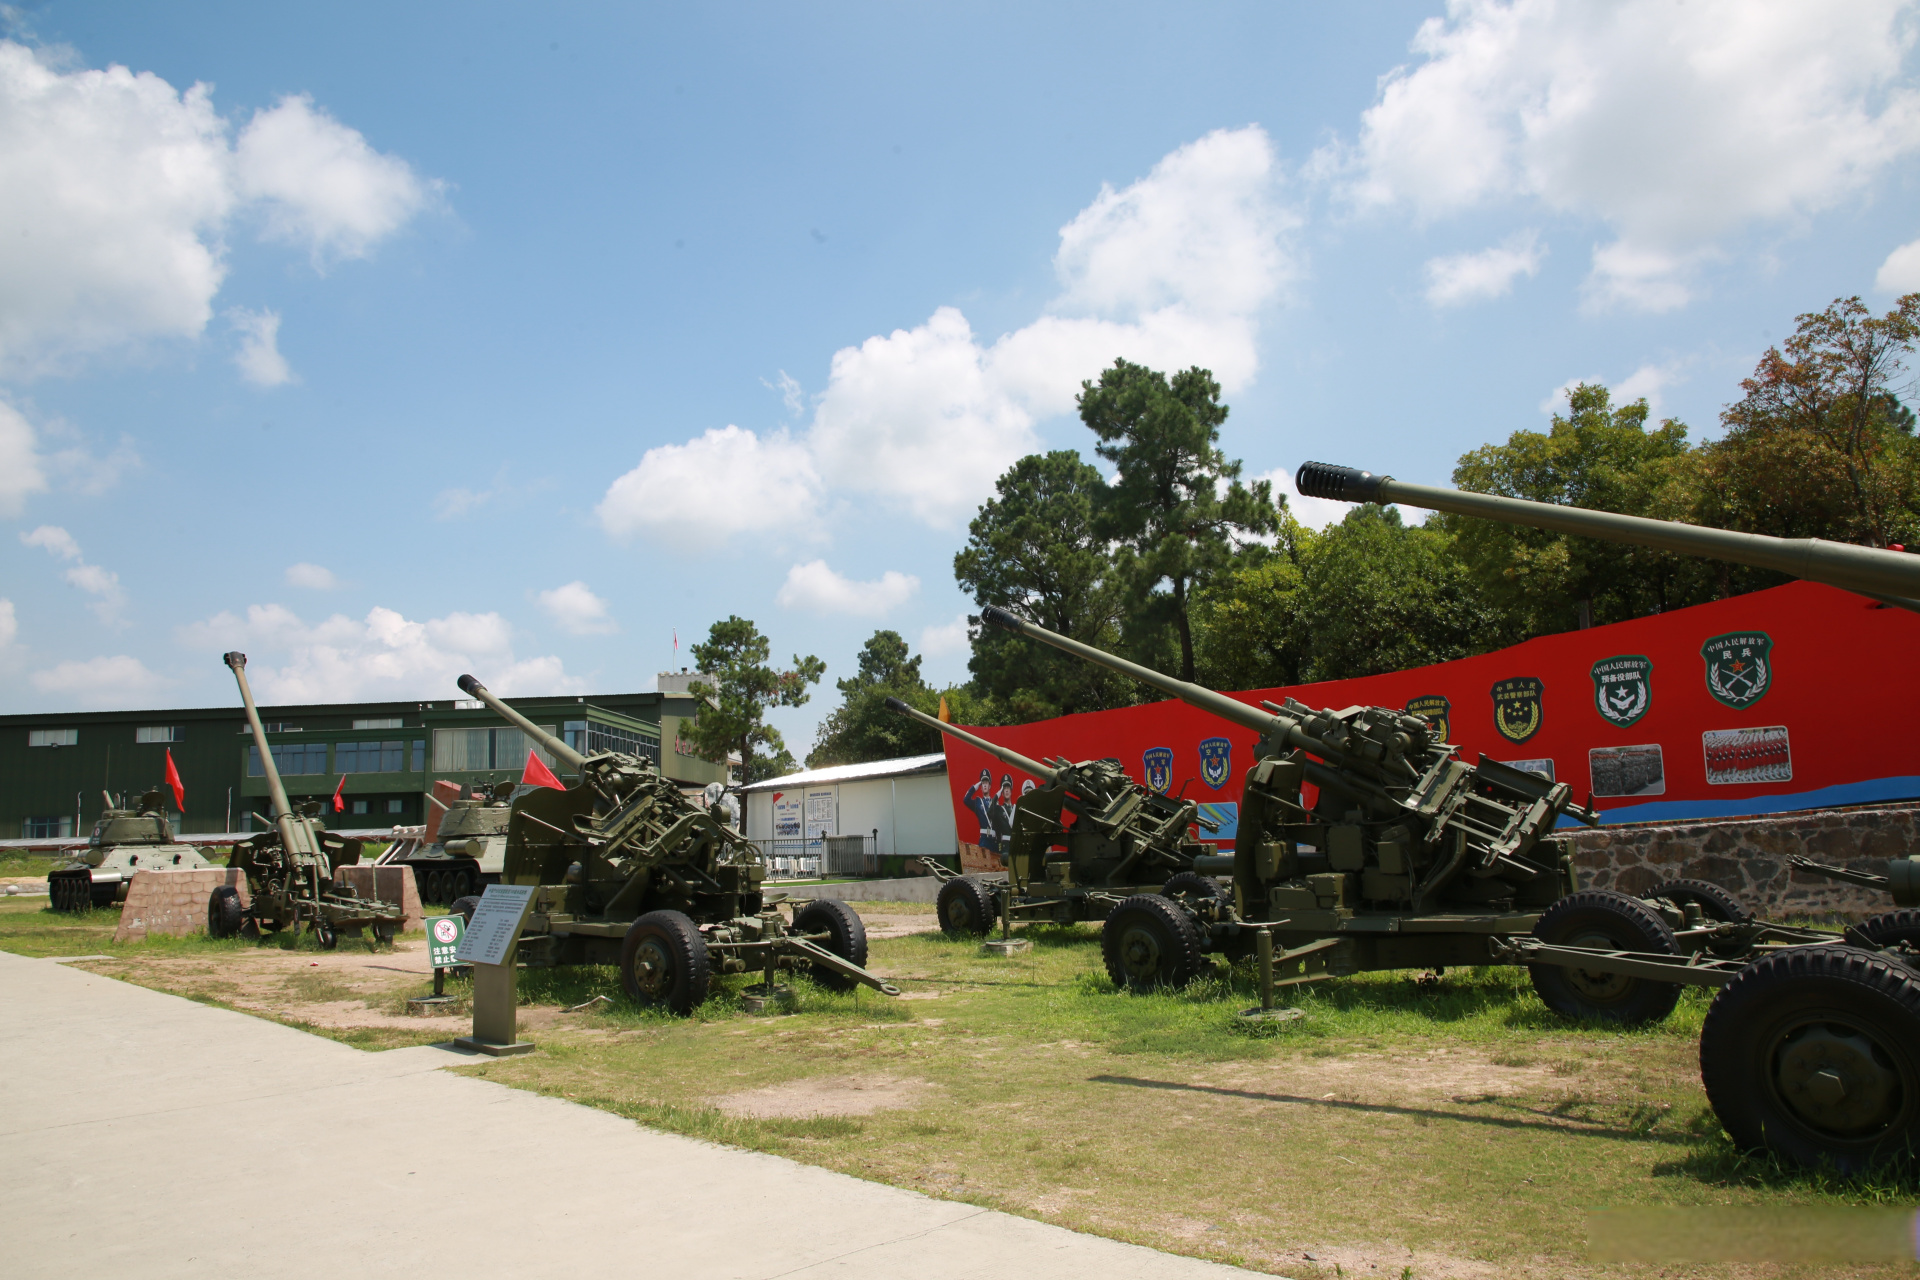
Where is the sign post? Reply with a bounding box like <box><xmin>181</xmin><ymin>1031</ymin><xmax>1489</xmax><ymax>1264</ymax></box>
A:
<box><xmin>452</xmin><ymin>884</ymin><xmax>538</xmax><ymax>1057</ymax></box>
<box><xmin>406</xmin><ymin>912</ymin><xmax>467</xmax><ymax>1014</ymax></box>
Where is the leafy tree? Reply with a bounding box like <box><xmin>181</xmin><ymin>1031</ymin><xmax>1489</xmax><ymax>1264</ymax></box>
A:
<box><xmin>953</xmin><ymin>450</ymin><xmax>1136</xmax><ymax>721</ymax></box>
<box><xmin>1191</xmin><ymin>533</ymin><xmax>1309</xmax><ymax>691</ymax></box>
<box><xmin>686</xmin><ymin>617</ymin><xmax>824</xmax><ymax>785</ymax></box>
<box><xmin>1445</xmin><ymin>383</ymin><xmax>1703</xmax><ymax>640</ymax></box>
<box><xmin>1078</xmin><ymin>359</ymin><xmax>1280</xmax><ymax>680</ymax></box>
<box><xmin>1708</xmin><ymin>293</ymin><xmax>1920</xmax><ymax>548</ymax></box>
<box><xmin>808</xmin><ymin>630</ymin><xmax>949</xmax><ymax>766</ymax></box>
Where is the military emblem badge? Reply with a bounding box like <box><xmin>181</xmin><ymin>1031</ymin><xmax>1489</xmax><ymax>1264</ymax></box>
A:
<box><xmin>1142</xmin><ymin>746</ymin><xmax>1174</xmax><ymax>794</ymax></box>
<box><xmin>1197</xmin><ymin>737</ymin><xmax>1232</xmax><ymax>790</ymax></box>
<box><xmin>1590</xmin><ymin>655</ymin><xmax>1652</xmax><ymax>728</ymax></box>
<box><xmin>1405</xmin><ymin>694</ymin><xmax>1451</xmax><ymax>742</ymax></box>
<box><xmin>1491</xmin><ymin>677</ymin><xmax>1544</xmax><ymax>744</ymax></box>
<box><xmin>1700</xmin><ymin>632</ymin><xmax>1773</xmax><ymax>709</ymax></box>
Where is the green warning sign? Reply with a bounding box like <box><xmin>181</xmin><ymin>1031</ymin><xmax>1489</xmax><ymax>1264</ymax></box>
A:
<box><xmin>426</xmin><ymin>913</ymin><xmax>466</xmax><ymax>969</ymax></box>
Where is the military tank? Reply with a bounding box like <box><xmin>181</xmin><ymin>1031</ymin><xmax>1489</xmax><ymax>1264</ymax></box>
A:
<box><xmin>379</xmin><ymin>782</ymin><xmax>511</xmax><ymax>905</ymax></box>
<box><xmin>48</xmin><ymin>789</ymin><xmax>214</xmax><ymax>912</ymax></box>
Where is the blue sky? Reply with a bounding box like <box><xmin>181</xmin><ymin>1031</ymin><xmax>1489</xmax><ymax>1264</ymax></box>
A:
<box><xmin>2</xmin><ymin>1</ymin><xmax>1918</xmax><ymax>758</ymax></box>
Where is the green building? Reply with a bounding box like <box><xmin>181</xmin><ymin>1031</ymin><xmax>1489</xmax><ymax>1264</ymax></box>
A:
<box><xmin>0</xmin><ymin>686</ymin><xmax>726</xmax><ymax>838</ymax></box>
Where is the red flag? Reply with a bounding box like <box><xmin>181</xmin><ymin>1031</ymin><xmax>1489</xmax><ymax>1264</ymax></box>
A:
<box><xmin>332</xmin><ymin>773</ymin><xmax>346</xmax><ymax>813</ymax></box>
<box><xmin>522</xmin><ymin>749</ymin><xmax>565</xmax><ymax>791</ymax></box>
<box><xmin>164</xmin><ymin>748</ymin><xmax>185</xmax><ymax>813</ymax></box>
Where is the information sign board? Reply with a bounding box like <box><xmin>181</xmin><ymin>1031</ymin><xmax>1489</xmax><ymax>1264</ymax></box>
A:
<box><xmin>426</xmin><ymin>914</ymin><xmax>465</xmax><ymax>969</ymax></box>
<box><xmin>455</xmin><ymin>884</ymin><xmax>537</xmax><ymax>966</ymax></box>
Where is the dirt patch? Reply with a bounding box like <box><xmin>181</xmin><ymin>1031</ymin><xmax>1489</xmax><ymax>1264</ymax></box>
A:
<box><xmin>712</xmin><ymin>1074</ymin><xmax>933</xmax><ymax>1119</ymax></box>
<box><xmin>1214</xmin><ymin>1046</ymin><xmax>1555</xmax><ymax>1106</ymax></box>
<box><xmin>856</xmin><ymin>912</ymin><xmax>941</xmax><ymax>940</ymax></box>
<box><xmin>2</xmin><ymin>876</ymin><xmax>49</xmax><ymax>893</ymax></box>
<box><xmin>1273</xmin><ymin>1240</ymin><xmax>1504</xmax><ymax>1280</ymax></box>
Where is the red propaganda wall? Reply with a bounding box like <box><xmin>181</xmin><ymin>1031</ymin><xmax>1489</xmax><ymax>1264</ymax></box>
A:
<box><xmin>941</xmin><ymin>581</ymin><xmax>1920</xmax><ymax>850</ymax></box>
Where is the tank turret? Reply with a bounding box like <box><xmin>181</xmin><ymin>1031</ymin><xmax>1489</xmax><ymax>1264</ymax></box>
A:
<box><xmin>48</xmin><ymin>788</ymin><xmax>214</xmax><ymax>912</ymax></box>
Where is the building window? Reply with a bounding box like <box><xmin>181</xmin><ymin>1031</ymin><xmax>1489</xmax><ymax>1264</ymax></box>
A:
<box><xmin>563</xmin><ymin>720</ymin><xmax>587</xmax><ymax>753</ymax></box>
<box><xmin>23</xmin><ymin>816</ymin><xmax>73</xmax><ymax>838</ymax></box>
<box><xmin>453</xmin><ymin>699</ymin><xmax>484</xmax><ymax>710</ymax></box>
<box><xmin>335</xmin><ymin>741</ymin><xmax>405</xmax><ymax>773</ymax></box>
<box><xmin>585</xmin><ymin>720</ymin><xmax>661</xmax><ymax>767</ymax></box>
<box><xmin>248</xmin><ymin>742</ymin><xmax>329</xmax><ymax>776</ymax></box>
<box><xmin>28</xmin><ymin>728</ymin><xmax>78</xmax><ymax>748</ymax></box>
<box><xmin>412</xmin><ymin>739</ymin><xmax>425</xmax><ymax>772</ymax></box>
<box><xmin>263</xmin><ymin>723</ymin><xmax>301</xmax><ymax>733</ymax></box>
<box><xmin>353</xmin><ymin>717</ymin><xmax>403</xmax><ymax>730</ymax></box>
<box><xmin>387</xmin><ymin>799</ymin><xmax>404</xmax><ymax>814</ymax></box>
<box><xmin>136</xmin><ymin>726</ymin><xmax>182</xmax><ymax>743</ymax></box>
<box><xmin>351</xmin><ymin>800</ymin><xmax>370</xmax><ymax>815</ymax></box>
<box><xmin>433</xmin><ymin>725</ymin><xmax>558</xmax><ymax>771</ymax></box>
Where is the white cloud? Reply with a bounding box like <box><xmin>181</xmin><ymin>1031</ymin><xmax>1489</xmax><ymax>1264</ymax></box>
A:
<box><xmin>433</xmin><ymin>485</ymin><xmax>495</xmax><ymax>520</ymax></box>
<box><xmin>0</xmin><ymin>399</ymin><xmax>49</xmax><ymax>513</ymax></box>
<box><xmin>31</xmin><ymin>654</ymin><xmax>168</xmax><ymax>703</ymax></box>
<box><xmin>0</xmin><ymin>597</ymin><xmax>16</xmax><ymax>648</ymax></box>
<box><xmin>1261</xmin><ymin>467</ymin><xmax>1357</xmax><ymax>532</ymax></box>
<box><xmin>602</xmin><ymin>126</ymin><xmax>1297</xmax><ymax>542</ymax></box>
<box><xmin>284</xmin><ymin>562</ymin><xmax>339</xmax><ymax>590</ymax></box>
<box><xmin>1878</xmin><ymin>237</ymin><xmax>1920</xmax><ymax>293</ymax></box>
<box><xmin>1539</xmin><ymin>358</ymin><xmax>1691</xmax><ymax>418</ymax></box>
<box><xmin>229</xmin><ymin>307</ymin><xmax>294</xmax><ymax>386</ymax></box>
<box><xmin>597</xmin><ymin>424</ymin><xmax>822</xmax><ymax>549</ymax></box>
<box><xmin>1423</xmin><ymin>230</ymin><xmax>1543</xmax><ymax>306</ymax></box>
<box><xmin>234</xmin><ymin>94</ymin><xmax>438</xmax><ymax>266</ymax></box>
<box><xmin>0</xmin><ymin>41</ymin><xmax>434</xmax><ymax>376</ymax></box>
<box><xmin>919</xmin><ymin>612</ymin><xmax>972</xmax><ymax>658</ymax></box>
<box><xmin>177</xmin><ymin>602</ymin><xmax>582</xmax><ymax>703</ymax></box>
<box><xmin>21</xmin><ymin>523</ymin><xmax>123</xmax><ymax>620</ymax></box>
<box><xmin>1327</xmin><ymin>0</ymin><xmax>1920</xmax><ymax>310</ymax></box>
<box><xmin>536</xmin><ymin>581</ymin><xmax>617</xmax><ymax>635</ymax></box>
<box><xmin>775</xmin><ymin>560</ymin><xmax>920</xmax><ymax>616</ymax></box>
<box><xmin>764</xmin><ymin>370</ymin><xmax>805</xmax><ymax>417</ymax></box>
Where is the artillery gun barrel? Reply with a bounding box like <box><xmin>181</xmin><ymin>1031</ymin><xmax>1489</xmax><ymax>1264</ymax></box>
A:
<box><xmin>884</xmin><ymin>696</ymin><xmax>1059</xmax><ymax>783</ymax></box>
<box><xmin>1295</xmin><ymin>462</ymin><xmax>1920</xmax><ymax>605</ymax></box>
<box><xmin>978</xmin><ymin>606</ymin><xmax>1338</xmax><ymax>758</ymax></box>
<box><xmin>223</xmin><ymin>652</ymin><xmax>309</xmax><ymax>857</ymax></box>
<box><xmin>455</xmin><ymin>673</ymin><xmax>587</xmax><ymax>773</ymax></box>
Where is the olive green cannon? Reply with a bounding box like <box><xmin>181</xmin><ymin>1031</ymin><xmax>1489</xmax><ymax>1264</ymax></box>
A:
<box><xmin>208</xmin><ymin>652</ymin><xmax>407</xmax><ymax>949</ymax></box>
<box><xmin>450</xmin><ymin>674</ymin><xmax>899</xmax><ymax>1013</ymax></box>
<box><xmin>884</xmin><ymin>696</ymin><xmax>1220</xmax><ymax>936</ymax></box>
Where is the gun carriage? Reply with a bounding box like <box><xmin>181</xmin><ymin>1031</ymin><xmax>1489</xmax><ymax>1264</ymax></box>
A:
<box><xmin>1288</xmin><ymin>461</ymin><xmax>1920</xmax><ymax>1171</ymax></box>
<box><xmin>450</xmin><ymin>674</ymin><xmax>900</xmax><ymax>1013</ymax></box>
<box><xmin>885</xmin><ymin>697</ymin><xmax>1221</xmax><ymax>935</ymax></box>
<box><xmin>207</xmin><ymin>653</ymin><xmax>408</xmax><ymax>949</ymax></box>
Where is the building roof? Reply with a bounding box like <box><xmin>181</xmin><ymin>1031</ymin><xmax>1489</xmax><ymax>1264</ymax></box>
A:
<box><xmin>739</xmin><ymin>753</ymin><xmax>946</xmax><ymax>792</ymax></box>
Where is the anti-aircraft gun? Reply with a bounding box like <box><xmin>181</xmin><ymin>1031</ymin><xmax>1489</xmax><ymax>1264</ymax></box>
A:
<box><xmin>1296</xmin><ymin>461</ymin><xmax>1920</xmax><ymax>1173</ymax></box>
<box><xmin>49</xmin><ymin>789</ymin><xmax>215</xmax><ymax>911</ymax></box>
<box><xmin>971</xmin><ymin>605</ymin><xmax>1670</xmax><ymax>1012</ymax></box>
<box><xmin>451</xmin><ymin>674</ymin><xmax>900</xmax><ymax>1013</ymax></box>
<box><xmin>885</xmin><ymin>697</ymin><xmax>1222</xmax><ymax>935</ymax></box>
<box><xmin>207</xmin><ymin>653</ymin><xmax>408</xmax><ymax>949</ymax></box>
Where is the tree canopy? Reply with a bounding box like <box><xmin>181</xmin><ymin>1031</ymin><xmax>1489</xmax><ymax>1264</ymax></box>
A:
<box><xmin>684</xmin><ymin>617</ymin><xmax>824</xmax><ymax>785</ymax></box>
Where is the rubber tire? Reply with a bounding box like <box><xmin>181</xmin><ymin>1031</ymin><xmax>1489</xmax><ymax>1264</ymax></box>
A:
<box><xmin>1644</xmin><ymin>878</ymin><xmax>1751</xmax><ymax>923</ymax></box>
<box><xmin>1102</xmin><ymin>894</ymin><xmax>1207</xmax><ymax>991</ymax></box>
<box><xmin>620</xmin><ymin>910</ymin><xmax>712</xmax><ymax>1015</ymax></box>
<box><xmin>1701</xmin><ymin>944</ymin><xmax>1920</xmax><ymax>1172</ymax></box>
<box><xmin>449</xmin><ymin>895</ymin><xmax>482</xmax><ymax>925</ymax></box>
<box><xmin>1161</xmin><ymin>871</ymin><xmax>1230</xmax><ymax>904</ymax></box>
<box><xmin>792</xmin><ymin>899</ymin><xmax>870</xmax><ymax>991</ymax></box>
<box><xmin>1528</xmin><ymin>889</ymin><xmax>1683</xmax><ymax>1026</ymax></box>
<box><xmin>937</xmin><ymin>876</ymin><xmax>997</xmax><ymax>937</ymax></box>
<box><xmin>370</xmin><ymin>921</ymin><xmax>396</xmax><ymax>947</ymax></box>
<box><xmin>1858</xmin><ymin>910</ymin><xmax>1920</xmax><ymax>951</ymax></box>
<box><xmin>207</xmin><ymin>885</ymin><xmax>243</xmax><ymax>939</ymax></box>
<box><xmin>314</xmin><ymin>921</ymin><xmax>339</xmax><ymax>951</ymax></box>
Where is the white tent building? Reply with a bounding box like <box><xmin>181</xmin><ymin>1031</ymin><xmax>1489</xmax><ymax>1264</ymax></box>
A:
<box><xmin>740</xmin><ymin>753</ymin><xmax>956</xmax><ymax>871</ymax></box>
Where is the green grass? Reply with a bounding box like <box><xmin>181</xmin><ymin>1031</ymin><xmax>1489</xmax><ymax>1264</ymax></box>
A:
<box><xmin>0</xmin><ymin>897</ymin><xmax>351</xmax><ymax>957</ymax></box>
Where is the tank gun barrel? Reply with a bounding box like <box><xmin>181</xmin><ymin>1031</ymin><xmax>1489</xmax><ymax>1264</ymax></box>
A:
<box><xmin>978</xmin><ymin>606</ymin><xmax>1341</xmax><ymax>760</ymax></box>
<box><xmin>884</xmin><ymin>696</ymin><xmax>1059</xmax><ymax>783</ymax></box>
<box><xmin>1295</xmin><ymin>462</ymin><xmax>1920</xmax><ymax>606</ymax></box>
<box><xmin>456</xmin><ymin>674</ymin><xmax>586</xmax><ymax>773</ymax></box>
<box><xmin>223</xmin><ymin>652</ymin><xmax>311</xmax><ymax>856</ymax></box>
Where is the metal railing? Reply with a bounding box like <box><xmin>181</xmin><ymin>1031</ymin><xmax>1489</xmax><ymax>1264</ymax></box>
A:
<box><xmin>748</xmin><ymin>834</ymin><xmax>875</xmax><ymax>878</ymax></box>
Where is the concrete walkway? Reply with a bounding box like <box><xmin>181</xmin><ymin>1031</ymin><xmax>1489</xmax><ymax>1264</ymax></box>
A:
<box><xmin>0</xmin><ymin>952</ymin><xmax>1264</xmax><ymax>1279</ymax></box>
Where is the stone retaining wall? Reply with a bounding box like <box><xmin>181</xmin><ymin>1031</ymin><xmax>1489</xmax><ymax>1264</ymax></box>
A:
<box><xmin>1569</xmin><ymin>804</ymin><xmax>1920</xmax><ymax>920</ymax></box>
<box><xmin>115</xmin><ymin>868</ymin><xmax>249</xmax><ymax>942</ymax></box>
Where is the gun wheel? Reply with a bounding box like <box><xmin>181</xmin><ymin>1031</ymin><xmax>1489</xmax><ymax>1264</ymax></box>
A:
<box><xmin>449</xmin><ymin>895</ymin><xmax>482</xmax><ymax>926</ymax></box>
<box><xmin>207</xmin><ymin>885</ymin><xmax>244</xmax><ymax>939</ymax></box>
<box><xmin>1161</xmin><ymin>871</ymin><xmax>1229</xmax><ymax>905</ymax></box>
<box><xmin>1701</xmin><ymin>944</ymin><xmax>1920</xmax><ymax>1172</ymax></box>
<box><xmin>1527</xmin><ymin>889</ymin><xmax>1682</xmax><ymax>1025</ymax></box>
<box><xmin>314</xmin><ymin>921</ymin><xmax>339</xmax><ymax>951</ymax></box>
<box><xmin>1643</xmin><ymin>878</ymin><xmax>1751</xmax><ymax>923</ymax></box>
<box><xmin>1857</xmin><ymin>910</ymin><xmax>1920</xmax><ymax>954</ymax></box>
<box><xmin>937</xmin><ymin>875</ymin><xmax>997</xmax><ymax>937</ymax></box>
<box><xmin>1102</xmin><ymin>894</ymin><xmax>1205</xmax><ymax>991</ymax></box>
<box><xmin>792</xmin><ymin>899</ymin><xmax>869</xmax><ymax>990</ymax></box>
<box><xmin>621</xmin><ymin>910</ymin><xmax>712</xmax><ymax>1015</ymax></box>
